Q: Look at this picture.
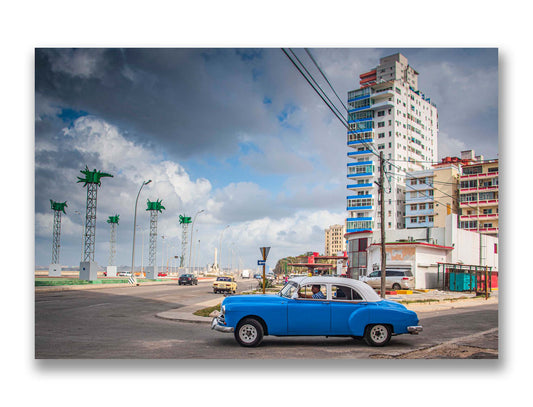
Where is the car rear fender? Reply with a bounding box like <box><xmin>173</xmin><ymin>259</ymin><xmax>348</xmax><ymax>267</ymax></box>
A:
<box><xmin>347</xmin><ymin>305</ymin><xmax>374</xmax><ymax>336</ymax></box>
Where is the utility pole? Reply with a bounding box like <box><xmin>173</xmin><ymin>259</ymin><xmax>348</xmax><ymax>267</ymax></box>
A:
<box><xmin>379</xmin><ymin>152</ymin><xmax>387</xmax><ymax>299</ymax></box>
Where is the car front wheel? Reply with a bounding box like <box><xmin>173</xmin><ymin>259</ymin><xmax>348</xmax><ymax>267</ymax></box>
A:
<box><xmin>235</xmin><ymin>318</ymin><xmax>264</xmax><ymax>347</ymax></box>
<box><xmin>364</xmin><ymin>324</ymin><xmax>392</xmax><ymax>347</ymax></box>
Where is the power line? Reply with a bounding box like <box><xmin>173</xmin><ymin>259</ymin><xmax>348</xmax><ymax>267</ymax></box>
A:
<box><xmin>304</xmin><ymin>48</ymin><xmax>348</xmax><ymax>113</ymax></box>
<box><xmin>281</xmin><ymin>48</ymin><xmax>498</xmax><ymax>217</ymax></box>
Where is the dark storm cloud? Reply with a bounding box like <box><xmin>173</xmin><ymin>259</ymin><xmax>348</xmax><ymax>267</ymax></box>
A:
<box><xmin>35</xmin><ymin>48</ymin><xmax>285</xmax><ymax>160</ymax></box>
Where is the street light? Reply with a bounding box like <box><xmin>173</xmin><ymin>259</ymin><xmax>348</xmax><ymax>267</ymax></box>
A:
<box><xmin>219</xmin><ymin>225</ymin><xmax>229</xmax><ymax>273</ymax></box>
<box><xmin>73</xmin><ymin>210</ymin><xmax>84</xmax><ymax>263</ymax></box>
<box><xmin>131</xmin><ymin>180</ymin><xmax>152</xmax><ymax>281</ymax></box>
<box><xmin>189</xmin><ymin>209</ymin><xmax>205</xmax><ymax>274</ymax></box>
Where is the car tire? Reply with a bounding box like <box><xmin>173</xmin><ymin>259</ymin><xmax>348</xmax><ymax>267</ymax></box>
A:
<box><xmin>235</xmin><ymin>318</ymin><xmax>264</xmax><ymax>347</ymax></box>
<box><xmin>392</xmin><ymin>283</ymin><xmax>401</xmax><ymax>290</ymax></box>
<box><xmin>364</xmin><ymin>324</ymin><xmax>392</xmax><ymax>347</ymax></box>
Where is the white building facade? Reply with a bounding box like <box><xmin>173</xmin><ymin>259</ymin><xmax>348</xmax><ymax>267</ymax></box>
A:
<box><xmin>346</xmin><ymin>53</ymin><xmax>439</xmax><ymax>278</ymax></box>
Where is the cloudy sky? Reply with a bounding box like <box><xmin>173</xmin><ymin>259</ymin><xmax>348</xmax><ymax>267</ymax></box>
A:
<box><xmin>34</xmin><ymin>48</ymin><xmax>498</xmax><ymax>269</ymax></box>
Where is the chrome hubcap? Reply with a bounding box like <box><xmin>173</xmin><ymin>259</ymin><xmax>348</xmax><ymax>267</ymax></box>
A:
<box><xmin>239</xmin><ymin>324</ymin><xmax>257</xmax><ymax>343</ymax></box>
<box><xmin>370</xmin><ymin>325</ymin><xmax>387</xmax><ymax>343</ymax></box>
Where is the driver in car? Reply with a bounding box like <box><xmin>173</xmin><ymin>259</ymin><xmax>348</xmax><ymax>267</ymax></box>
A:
<box><xmin>299</xmin><ymin>284</ymin><xmax>326</xmax><ymax>299</ymax></box>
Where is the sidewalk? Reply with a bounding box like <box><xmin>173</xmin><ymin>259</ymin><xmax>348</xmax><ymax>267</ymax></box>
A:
<box><xmin>155</xmin><ymin>289</ymin><xmax>499</xmax><ymax>324</ymax></box>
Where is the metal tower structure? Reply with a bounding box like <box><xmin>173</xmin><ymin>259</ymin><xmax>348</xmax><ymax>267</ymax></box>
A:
<box><xmin>77</xmin><ymin>166</ymin><xmax>113</xmax><ymax>262</ymax></box>
<box><xmin>50</xmin><ymin>200</ymin><xmax>67</xmax><ymax>264</ymax></box>
<box><xmin>107</xmin><ymin>215</ymin><xmax>119</xmax><ymax>266</ymax></box>
<box><xmin>179</xmin><ymin>215</ymin><xmax>192</xmax><ymax>268</ymax></box>
<box><xmin>147</xmin><ymin>199</ymin><xmax>165</xmax><ymax>268</ymax></box>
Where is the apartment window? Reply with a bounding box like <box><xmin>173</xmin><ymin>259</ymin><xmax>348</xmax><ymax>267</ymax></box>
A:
<box><xmin>460</xmin><ymin>180</ymin><xmax>477</xmax><ymax>189</ymax></box>
<box><xmin>483</xmin><ymin>208</ymin><xmax>493</xmax><ymax>214</ymax></box>
<box><xmin>378</xmin><ymin>122</ymin><xmax>385</xmax><ymax>128</ymax></box>
<box><xmin>419</xmin><ymin>203</ymin><xmax>426</xmax><ymax>210</ymax></box>
<box><xmin>410</xmin><ymin>204</ymin><xmax>417</xmax><ymax>210</ymax></box>
<box><xmin>377</xmin><ymin>110</ymin><xmax>385</xmax><ymax>117</ymax></box>
<box><xmin>463</xmin><ymin>166</ymin><xmax>482</xmax><ymax>175</ymax></box>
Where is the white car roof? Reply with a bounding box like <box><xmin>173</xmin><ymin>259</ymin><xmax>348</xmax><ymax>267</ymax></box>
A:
<box><xmin>289</xmin><ymin>276</ymin><xmax>381</xmax><ymax>302</ymax></box>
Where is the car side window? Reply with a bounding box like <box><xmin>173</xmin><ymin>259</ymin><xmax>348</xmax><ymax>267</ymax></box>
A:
<box><xmin>298</xmin><ymin>284</ymin><xmax>327</xmax><ymax>300</ymax></box>
<box><xmin>332</xmin><ymin>285</ymin><xmax>363</xmax><ymax>301</ymax></box>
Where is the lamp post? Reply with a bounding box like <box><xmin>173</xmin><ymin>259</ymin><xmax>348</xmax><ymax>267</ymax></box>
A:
<box><xmin>219</xmin><ymin>225</ymin><xmax>229</xmax><ymax>273</ymax></box>
<box><xmin>131</xmin><ymin>180</ymin><xmax>151</xmax><ymax>281</ymax></box>
<box><xmin>189</xmin><ymin>209</ymin><xmax>205</xmax><ymax>273</ymax></box>
<box><xmin>73</xmin><ymin>210</ymin><xmax>84</xmax><ymax>263</ymax></box>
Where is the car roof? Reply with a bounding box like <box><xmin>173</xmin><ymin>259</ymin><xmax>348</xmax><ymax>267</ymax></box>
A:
<box><xmin>288</xmin><ymin>276</ymin><xmax>381</xmax><ymax>302</ymax></box>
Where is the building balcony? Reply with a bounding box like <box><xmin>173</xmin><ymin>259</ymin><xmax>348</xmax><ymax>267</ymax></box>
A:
<box><xmin>348</xmin><ymin>172</ymin><xmax>374</xmax><ymax>179</ymax></box>
<box><xmin>347</xmin><ymin>183</ymin><xmax>374</xmax><ymax>191</ymax></box>
<box><xmin>347</xmin><ymin>150</ymin><xmax>373</xmax><ymax>159</ymax></box>
<box><xmin>347</xmin><ymin>139</ymin><xmax>374</xmax><ymax>149</ymax></box>
<box><xmin>460</xmin><ymin>171</ymin><xmax>498</xmax><ymax>180</ymax></box>
<box><xmin>405</xmin><ymin>208</ymin><xmax>435</xmax><ymax>217</ymax></box>
<box><xmin>460</xmin><ymin>199</ymin><xmax>499</xmax><ymax>207</ymax></box>
<box><xmin>459</xmin><ymin>185</ymin><xmax>498</xmax><ymax>193</ymax></box>
<box><xmin>459</xmin><ymin>213</ymin><xmax>499</xmax><ymax>220</ymax></box>
<box><xmin>371</xmin><ymin>89</ymin><xmax>395</xmax><ymax>100</ymax></box>
<box><xmin>369</xmin><ymin>99</ymin><xmax>395</xmax><ymax>110</ymax></box>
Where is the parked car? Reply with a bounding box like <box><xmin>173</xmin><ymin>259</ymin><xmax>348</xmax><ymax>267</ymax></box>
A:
<box><xmin>211</xmin><ymin>276</ymin><xmax>422</xmax><ymax>347</ymax></box>
<box><xmin>117</xmin><ymin>271</ymin><xmax>132</xmax><ymax>277</ymax></box>
<box><xmin>213</xmin><ymin>275</ymin><xmax>237</xmax><ymax>294</ymax></box>
<box><xmin>179</xmin><ymin>274</ymin><xmax>198</xmax><ymax>285</ymax></box>
<box><xmin>362</xmin><ymin>269</ymin><xmax>415</xmax><ymax>291</ymax></box>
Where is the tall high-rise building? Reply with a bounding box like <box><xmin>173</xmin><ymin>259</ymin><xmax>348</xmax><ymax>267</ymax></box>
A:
<box><xmin>325</xmin><ymin>224</ymin><xmax>346</xmax><ymax>256</ymax></box>
<box><xmin>345</xmin><ymin>53</ymin><xmax>438</xmax><ymax>278</ymax></box>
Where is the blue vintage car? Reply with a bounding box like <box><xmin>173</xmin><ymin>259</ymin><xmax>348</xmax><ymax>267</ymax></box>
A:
<box><xmin>211</xmin><ymin>276</ymin><xmax>422</xmax><ymax>347</ymax></box>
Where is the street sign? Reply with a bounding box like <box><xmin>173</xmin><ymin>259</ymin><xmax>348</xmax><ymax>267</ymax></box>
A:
<box><xmin>257</xmin><ymin>260</ymin><xmax>266</xmax><ymax>266</ymax></box>
<box><xmin>260</xmin><ymin>247</ymin><xmax>271</xmax><ymax>260</ymax></box>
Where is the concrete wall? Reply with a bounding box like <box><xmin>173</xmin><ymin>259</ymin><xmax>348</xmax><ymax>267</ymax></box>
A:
<box><xmin>367</xmin><ymin>244</ymin><xmax>450</xmax><ymax>289</ymax></box>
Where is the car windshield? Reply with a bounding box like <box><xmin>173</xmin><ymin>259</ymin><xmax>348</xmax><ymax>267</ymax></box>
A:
<box><xmin>279</xmin><ymin>281</ymin><xmax>297</xmax><ymax>298</ymax></box>
<box><xmin>217</xmin><ymin>277</ymin><xmax>231</xmax><ymax>281</ymax></box>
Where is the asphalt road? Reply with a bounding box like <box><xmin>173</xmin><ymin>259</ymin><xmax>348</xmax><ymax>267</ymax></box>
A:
<box><xmin>35</xmin><ymin>281</ymin><xmax>498</xmax><ymax>359</ymax></box>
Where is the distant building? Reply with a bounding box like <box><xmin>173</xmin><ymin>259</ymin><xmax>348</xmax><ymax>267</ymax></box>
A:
<box><xmin>325</xmin><ymin>224</ymin><xmax>346</xmax><ymax>256</ymax></box>
<box><xmin>459</xmin><ymin>156</ymin><xmax>499</xmax><ymax>237</ymax></box>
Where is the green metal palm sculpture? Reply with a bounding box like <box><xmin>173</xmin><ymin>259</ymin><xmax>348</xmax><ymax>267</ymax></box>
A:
<box><xmin>77</xmin><ymin>165</ymin><xmax>114</xmax><ymax>186</ymax></box>
<box><xmin>50</xmin><ymin>200</ymin><xmax>68</xmax><ymax>214</ymax></box>
<box><xmin>179</xmin><ymin>215</ymin><xmax>192</xmax><ymax>224</ymax></box>
<box><xmin>107</xmin><ymin>214</ymin><xmax>120</xmax><ymax>224</ymax></box>
<box><xmin>146</xmin><ymin>199</ymin><xmax>165</xmax><ymax>212</ymax></box>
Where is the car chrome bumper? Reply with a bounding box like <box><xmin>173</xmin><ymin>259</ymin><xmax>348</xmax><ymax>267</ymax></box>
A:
<box><xmin>211</xmin><ymin>316</ymin><xmax>234</xmax><ymax>333</ymax></box>
<box><xmin>407</xmin><ymin>325</ymin><xmax>423</xmax><ymax>334</ymax></box>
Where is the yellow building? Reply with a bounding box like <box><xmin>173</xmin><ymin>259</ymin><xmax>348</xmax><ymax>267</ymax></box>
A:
<box><xmin>459</xmin><ymin>159</ymin><xmax>499</xmax><ymax>237</ymax></box>
<box><xmin>325</xmin><ymin>224</ymin><xmax>346</xmax><ymax>256</ymax></box>
<box><xmin>432</xmin><ymin>160</ymin><xmax>461</xmax><ymax>228</ymax></box>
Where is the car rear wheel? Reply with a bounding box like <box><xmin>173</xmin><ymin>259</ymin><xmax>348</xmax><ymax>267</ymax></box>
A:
<box><xmin>364</xmin><ymin>324</ymin><xmax>392</xmax><ymax>347</ymax></box>
<box><xmin>392</xmin><ymin>283</ymin><xmax>401</xmax><ymax>290</ymax></box>
<box><xmin>235</xmin><ymin>318</ymin><xmax>264</xmax><ymax>347</ymax></box>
